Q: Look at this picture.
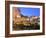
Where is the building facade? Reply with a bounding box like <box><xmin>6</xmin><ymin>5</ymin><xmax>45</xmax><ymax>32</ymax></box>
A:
<box><xmin>13</xmin><ymin>8</ymin><xmax>40</xmax><ymax>26</ymax></box>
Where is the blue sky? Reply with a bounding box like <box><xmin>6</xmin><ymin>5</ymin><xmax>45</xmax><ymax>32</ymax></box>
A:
<box><xmin>18</xmin><ymin>7</ymin><xmax>40</xmax><ymax>17</ymax></box>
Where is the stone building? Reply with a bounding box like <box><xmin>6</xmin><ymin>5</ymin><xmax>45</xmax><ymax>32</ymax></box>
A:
<box><xmin>13</xmin><ymin>7</ymin><xmax>40</xmax><ymax>26</ymax></box>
